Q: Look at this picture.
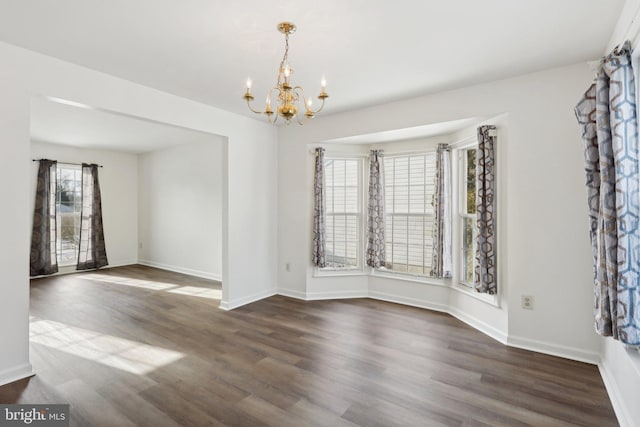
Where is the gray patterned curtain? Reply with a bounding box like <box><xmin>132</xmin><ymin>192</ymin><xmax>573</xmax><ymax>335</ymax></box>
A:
<box><xmin>475</xmin><ymin>126</ymin><xmax>497</xmax><ymax>294</ymax></box>
<box><xmin>77</xmin><ymin>164</ymin><xmax>108</xmax><ymax>270</ymax></box>
<box><xmin>366</xmin><ymin>150</ymin><xmax>385</xmax><ymax>268</ymax></box>
<box><xmin>30</xmin><ymin>160</ymin><xmax>58</xmax><ymax>276</ymax></box>
<box><xmin>575</xmin><ymin>41</ymin><xmax>640</xmax><ymax>345</ymax></box>
<box><xmin>312</xmin><ymin>148</ymin><xmax>326</xmax><ymax>268</ymax></box>
<box><xmin>431</xmin><ymin>144</ymin><xmax>452</xmax><ymax>278</ymax></box>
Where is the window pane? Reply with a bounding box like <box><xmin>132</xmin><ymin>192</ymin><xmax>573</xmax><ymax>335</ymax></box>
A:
<box><xmin>333</xmin><ymin>186</ymin><xmax>345</xmax><ymax>213</ymax></box>
<box><xmin>466</xmin><ymin>149</ymin><xmax>476</xmax><ymax>214</ymax></box>
<box><xmin>56</xmin><ymin>166</ymin><xmax>82</xmax><ymax>267</ymax></box>
<box><xmin>345</xmin><ymin>160</ymin><xmax>358</xmax><ymax>186</ymax></box>
<box><xmin>326</xmin><ymin>183</ymin><xmax>334</xmax><ymax>210</ymax></box>
<box><xmin>385</xmin><ymin>186</ymin><xmax>394</xmax><ymax>210</ymax></box>
<box><xmin>333</xmin><ymin>160</ymin><xmax>345</xmax><ymax>186</ymax></box>
<box><xmin>462</xmin><ymin>217</ymin><xmax>476</xmax><ymax>284</ymax></box>
<box><xmin>345</xmin><ymin>186</ymin><xmax>358</xmax><ymax>212</ymax></box>
<box><xmin>323</xmin><ymin>158</ymin><xmax>360</xmax><ymax>270</ymax></box>
<box><xmin>382</xmin><ymin>152</ymin><xmax>437</xmax><ymax>277</ymax></box>
<box><xmin>409</xmin><ymin>185</ymin><xmax>425</xmax><ymax>214</ymax></box>
<box><xmin>394</xmin><ymin>185</ymin><xmax>408</xmax><ymax>213</ymax></box>
<box><xmin>409</xmin><ymin>156</ymin><xmax>425</xmax><ymax>185</ymax></box>
<box><xmin>325</xmin><ymin>160</ymin><xmax>334</xmax><ymax>187</ymax></box>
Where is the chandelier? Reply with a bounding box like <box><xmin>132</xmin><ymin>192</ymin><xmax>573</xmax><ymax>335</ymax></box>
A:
<box><xmin>243</xmin><ymin>22</ymin><xmax>329</xmax><ymax>125</ymax></box>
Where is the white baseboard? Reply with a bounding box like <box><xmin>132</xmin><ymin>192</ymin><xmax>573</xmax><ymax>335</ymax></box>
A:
<box><xmin>219</xmin><ymin>288</ymin><xmax>277</xmax><ymax>311</ymax></box>
<box><xmin>0</xmin><ymin>363</ymin><xmax>33</xmax><ymax>387</ymax></box>
<box><xmin>277</xmin><ymin>288</ymin><xmax>307</xmax><ymax>300</ymax></box>
<box><xmin>365</xmin><ymin>291</ymin><xmax>507</xmax><ymax>345</ymax></box>
<box><xmin>106</xmin><ymin>259</ymin><xmax>138</xmax><ymax>269</ymax></box>
<box><xmin>138</xmin><ymin>259</ymin><xmax>221</xmax><ymax>281</ymax></box>
<box><xmin>598</xmin><ymin>361</ymin><xmax>633</xmax><ymax>427</ymax></box>
<box><xmin>277</xmin><ymin>288</ymin><xmax>369</xmax><ymax>301</ymax></box>
<box><xmin>368</xmin><ymin>290</ymin><xmax>449</xmax><ymax>314</ymax></box>
<box><xmin>448</xmin><ymin>306</ymin><xmax>508</xmax><ymax>344</ymax></box>
<box><xmin>507</xmin><ymin>334</ymin><xmax>599</xmax><ymax>365</ymax></box>
<box><xmin>305</xmin><ymin>290</ymin><xmax>368</xmax><ymax>300</ymax></box>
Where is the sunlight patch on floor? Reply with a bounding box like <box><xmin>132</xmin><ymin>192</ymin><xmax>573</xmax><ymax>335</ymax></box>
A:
<box><xmin>30</xmin><ymin>317</ymin><xmax>184</xmax><ymax>375</ymax></box>
<box><xmin>79</xmin><ymin>273</ymin><xmax>220</xmax><ymax>300</ymax></box>
<box><xmin>167</xmin><ymin>286</ymin><xmax>222</xmax><ymax>299</ymax></box>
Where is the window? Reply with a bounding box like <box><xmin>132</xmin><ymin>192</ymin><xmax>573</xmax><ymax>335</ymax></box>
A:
<box><xmin>56</xmin><ymin>165</ymin><xmax>82</xmax><ymax>266</ymax></box>
<box><xmin>324</xmin><ymin>158</ymin><xmax>362</xmax><ymax>269</ymax></box>
<box><xmin>383</xmin><ymin>152</ymin><xmax>436</xmax><ymax>276</ymax></box>
<box><xmin>459</xmin><ymin>147</ymin><xmax>477</xmax><ymax>285</ymax></box>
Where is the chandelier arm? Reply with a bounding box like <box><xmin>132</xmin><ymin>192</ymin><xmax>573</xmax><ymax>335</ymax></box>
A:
<box><xmin>265</xmin><ymin>98</ymin><xmax>280</xmax><ymax>124</ymax></box>
<box><xmin>292</xmin><ymin>86</ymin><xmax>309</xmax><ymax>110</ymax></box>
<box><xmin>292</xmin><ymin>85</ymin><xmax>326</xmax><ymax>114</ymax></box>
<box><xmin>266</xmin><ymin>113</ymin><xmax>276</xmax><ymax>124</ymax></box>
<box><xmin>312</xmin><ymin>97</ymin><xmax>326</xmax><ymax>114</ymax></box>
<box><xmin>245</xmin><ymin>99</ymin><xmax>264</xmax><ymax>114</ymax></box>
<box><xmin>291</xmin><ymin>86</ymin><xmax>303</xmax><ymax>104</ymax></box>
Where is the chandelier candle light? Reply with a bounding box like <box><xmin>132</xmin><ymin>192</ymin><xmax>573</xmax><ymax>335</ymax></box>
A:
<box><xmin>243</xmin><ymin>22</ymin><xmax>329</xmax><ymax>125</ymax></box>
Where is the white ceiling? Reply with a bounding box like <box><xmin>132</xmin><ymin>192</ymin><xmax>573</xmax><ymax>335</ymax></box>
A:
<box><xmin>0</xmin><ymin>0</ymin><xmax>625</xmax><ymax>122</ymax></box>
<box><xmin>31</xmin><ymin>97</ymin><xmax>220</xmax><ymax>153</ymax></box>
<box><xmin>324</xmin><ymin>117</ymin><xmax>485</xmax><ymax>145</ymax></box>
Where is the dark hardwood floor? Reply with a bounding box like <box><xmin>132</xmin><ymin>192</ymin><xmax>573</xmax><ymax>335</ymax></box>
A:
<box><xmin>0</xmin><ymin>265</ymin><xmax>617</xmax><ymax>426</ymax></box>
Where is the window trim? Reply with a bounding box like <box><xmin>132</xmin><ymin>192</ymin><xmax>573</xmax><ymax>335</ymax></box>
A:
<box><xmin>316</xmin><ymin>154</ymin><xmax>366</xmax><ymax>276</ymax></box>
<box><xmin>458</xmin><ymin>145</ymin><xmax>477</xmax><ymax>288</ymax></box>
<box><xmin>451</xmin><ymin>282</ymin><xmax>500</xmax><ymax>307</ymax></box>
<box><xmin>451</xmin><ymin>136</ymin><xmax>499</xmax><ymax>307</ymax></box>
<box><xmin>378</xmin><ymin>150</ymin><xmax>437</xmax><ymax>278</ymax></box>
<box><xmin>371</xmin><ymin>266</ymin><xmax>448</xmax><ymax>286</ymax></box>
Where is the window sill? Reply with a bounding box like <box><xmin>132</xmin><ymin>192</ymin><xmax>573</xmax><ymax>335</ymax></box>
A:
<box><xmin>451</xmin><ymin>282</ymin><xmax>500</xmax><ymax>307</ymax></box>
<box><xmin>313</xmin><ymin>268</ymin><xmax>367</xmax><ymax>278</ymax></box>
<box><xmin>370</xmin><ymin>269</ymin><xmax>448</xmax><ymax>287</ymax></box>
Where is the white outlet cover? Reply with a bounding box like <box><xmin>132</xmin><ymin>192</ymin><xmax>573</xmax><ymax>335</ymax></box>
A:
<box><xmin>521</xmin><ymin>295</ymin><xmax>534</xmax><ymax>309</ymax></box>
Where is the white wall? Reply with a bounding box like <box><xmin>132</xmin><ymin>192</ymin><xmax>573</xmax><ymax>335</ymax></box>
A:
<box><xmin>0</xmin><ymin>41</ymin><xmax>278</xmax><ymax>386</ymax></box>
<box><xmin>278</xmin><ymin>62</ymin><xmax>600</xmax><ymax>364</ymax></box>
<box><xmin>600</xmin><ymin>339</ymin><xmax>640</xmax><ymax>427</ymax></box>
<box><xmin>30</xmin><ymin>141</ymin><xmax>139</xmax><ymax>269</ymax></box>
<box><xmin>138</xmin><ymin>140</ymin><xmax>223</xmax><ymax>280</ymax></box>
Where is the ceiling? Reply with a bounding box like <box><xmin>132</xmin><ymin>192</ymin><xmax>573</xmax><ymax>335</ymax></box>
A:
<box><xmin>324</xmin><ymin>117</ymin><xmax>486</xmax><ymax>145</ymax></box>
<box><xmin>31</xmin><ymin>97</ymin><xmax>221</xmax><ymax>153</ymax></box>
<box><xmin>0</xmin><ymin>1</ymin><xmax>625</xmax><ymax>122</ymax></box>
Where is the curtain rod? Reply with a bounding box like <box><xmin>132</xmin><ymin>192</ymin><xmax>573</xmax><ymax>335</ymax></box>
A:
<box><xmin>32</xmin><ymin>159</ymin><xmax>103</xmax><ymax>168</ymax></box>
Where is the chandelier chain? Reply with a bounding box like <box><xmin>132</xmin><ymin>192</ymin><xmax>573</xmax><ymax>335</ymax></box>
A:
<box><xmin>277</xmin><ymin>33</ymin><xmax>290</xmax><ymax>86</ymax></box>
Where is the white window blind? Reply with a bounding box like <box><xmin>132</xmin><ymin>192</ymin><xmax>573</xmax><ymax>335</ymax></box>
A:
<box><xmin>324</xmin><ymin>158</ymin><xmax>361</xmax><ymax>269</ymax></box>
<box><xmin>383</xmin><ymin>152</ymin><xmax>436</xmax><ymax>276</ymax></box>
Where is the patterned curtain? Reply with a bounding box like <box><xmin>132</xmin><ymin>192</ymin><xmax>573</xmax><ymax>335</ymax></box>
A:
<box><xmin>431</xmin><ymin>144</ymin><xmax>452</xmax><ymax>278</ymax></box>
<box><xmin>30</xmin><ymin>159</ymin><xmax>58</xmax><ymax>276</ymax></box>
<box><xmin>77</xmin><ymin>164</ymin><xmax>108</xmax><ymax>270</ymax></box>
<box><xmin>475</xmin><ymin>126</ymin><xmax>497</xmax><ymax>294</ymax></box>
<box><xmin>312</xmin><ymin>148</ymin><xmax>326</xmax><ymax>268</ymax></box>
<box><xmin>575</xmin><ymin>41</ymin><xmax>640</xmax><ymax>345</ymax></box>
<box><xmin>366</xmin><ymin>150</ymin><xmax>385</xmax><ymax>268</ymax></box>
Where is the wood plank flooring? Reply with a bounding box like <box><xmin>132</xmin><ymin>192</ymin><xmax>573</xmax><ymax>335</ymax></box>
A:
<box><xmin>0</xmin><ymin>265</ymin><xmax>618</xmax><ymax>426</ymax></box>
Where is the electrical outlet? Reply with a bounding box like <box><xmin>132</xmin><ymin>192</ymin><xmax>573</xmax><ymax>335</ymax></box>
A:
<box><xmin>139</xmin><ymin>242</ymin><xmax>143</xmax><ymax>249</ymax></box>
<box><xmin>285</xmin><ymin>262</ymin><xmax>291</xmax><ymax>272</ymax></box>
<box><xmin>521</xmin><ymin>295</ymin><xmax>534</xmax><ymax>310</ymax></box>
